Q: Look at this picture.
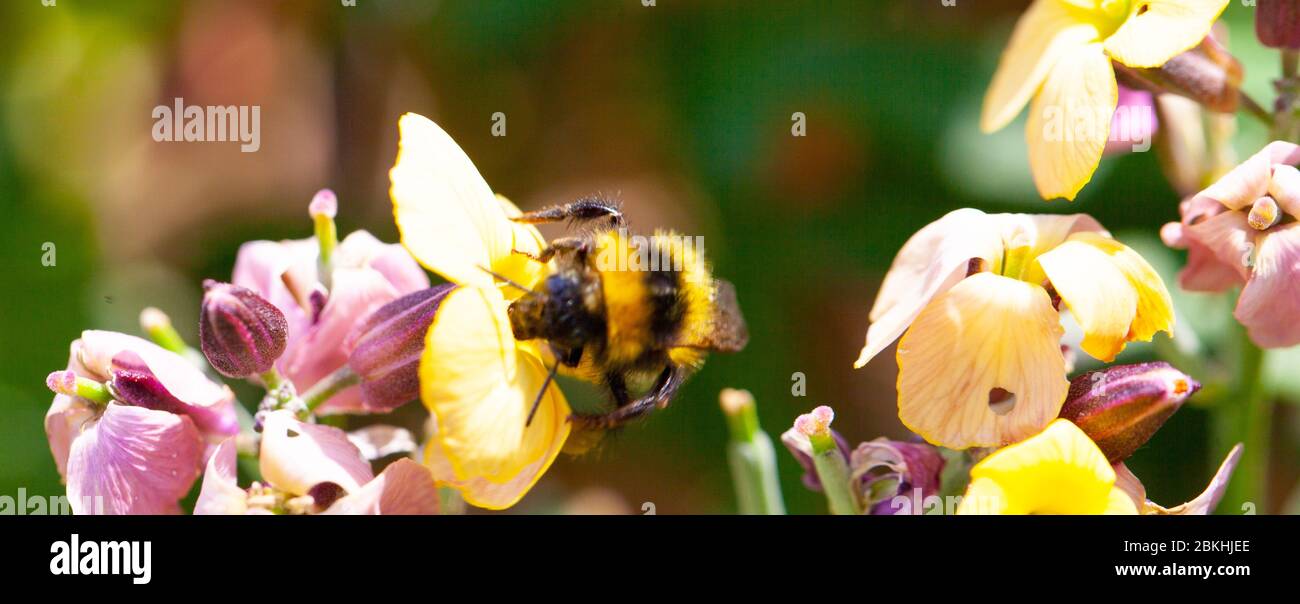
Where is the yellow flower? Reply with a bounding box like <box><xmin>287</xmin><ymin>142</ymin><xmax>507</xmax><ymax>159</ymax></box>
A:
<box><xmin>389</xmin><ymin>112</ymin><xmax>569</xmax><ymax>510</ymax></box>
<box><xmin>854</xmin><ymin>209</ymin><xmax>1173</xmax><ymax>449</ymax></box>
<box><xmin>957</xmin><ymin>419</ymin><xmax>1138</xmax><ymax>514</ymax></box>
<box><xmin>982</xmin><ymin>0</ymin><xmax>1229</xmax><ymax>200</ymax></box>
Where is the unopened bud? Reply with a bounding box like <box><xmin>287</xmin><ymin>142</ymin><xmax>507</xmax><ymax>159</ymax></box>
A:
<box><xmin>1120</xmin><ymin>38</ymin><xmax>1242</xmax><ymax>114</ymax></box>
<box><xmin>199</xmin><ymin>280</ymin><xmax>288</xmax><ymax>378</ymax></box>
<box><xmin>346</xmin><ymin>285</ymin><xmax>452</xmax><ymax>412</ymax></box>
<box><xmin>1258</xmin><ymin>0</ymin><xmax>1300</xmax><ymax>49</ymax></box>
<box><xmin>1058</xmin><ymin>362</ymin><xmax>1200</xmax><ymax>464</ymax></box>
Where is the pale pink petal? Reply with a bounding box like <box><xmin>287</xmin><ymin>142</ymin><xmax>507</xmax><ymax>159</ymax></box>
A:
<box><xmin>258</xmin><ymin>410</ymin><xmax>374</xmax><ymax>496</ymax></box>
<box><xmin>1200</xmin><ymin>141</ymin><xmax>1300</xmax><ymax>211</ymax></box>
<box><xmin>65</xmin><ymin>403</ymin><xmax>203</xmax><ymax>515</ymax></box>
<box><xmin>1268</xmin><ymin>164</ymin><xmax>1300</xmax><ymax>218</ymax></box>
<box><xmin>1149</xmin><ymin>444</ymin><xmax>1243</xmax><ymax>515</ymax></box>
<box><xmin>322</xmin><ymin>459</ymin><xmax>440</xmax><ymax>515</ymax></box>
<box><xmin>1184</xmin><ymin>210</ymin><xmax>1254</xmax><ymax>282</ymax></box>
<box><xmin>855</xmin><ymin>208</ymin><xmax>1004</xmax><ymax>368</ymax></box>
<box><xmin>278</xmin><ymin>268</ymin><xmax>402</xmax><ymax>413</ymax></box>
<box><xmin>194</xmin><ymin>438</ymin><xmax>249</xmax><ymax>515</ymax></box>
<box><xmin>231</xmin><ymin>238</ymin><xmax>320</xmax><ymax>327</ymax></box>
<box><xmin>1179</xmin><ymin>239</ymin><xmax>1245</xmax><ymax>292</ymax></box>
<box><xmin>45</xmin><ymin>394</ymin><xmax>93</xmax><ymax>479</ymax></box>
<box><xmin>1236</xmin><ymin>223</ymin><xmax>1300</xmax><ymax>348</ymax></box>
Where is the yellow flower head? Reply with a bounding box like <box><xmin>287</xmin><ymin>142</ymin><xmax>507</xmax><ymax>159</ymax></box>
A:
<box><xmin>957</xmin><ymin>419</ymin><xmax>1138</xmax><ymax>514</ymax></box>
<box><xmin>389</xmin><ymin>112</ymin><xmax>569</xmax><ymax>510</ymax></box>
<box><xmin>854</xmin><ymin>209</ymin><xmax>1174</xmax><ymax>449</ymax></box>
<box><xmin>982</xmin><ymin>0</ymin><xmax>1229</xmax><ymax>200</ymax></box>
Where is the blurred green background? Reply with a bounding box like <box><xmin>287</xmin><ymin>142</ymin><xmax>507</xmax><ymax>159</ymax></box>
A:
<box><xmin>1</xmin><ymin>0</ymin><xmax>1296</xmax><ymax>514</ymax></box>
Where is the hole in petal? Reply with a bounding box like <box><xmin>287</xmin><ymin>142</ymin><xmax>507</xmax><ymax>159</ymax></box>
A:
<box><xmin>286</xmin><ymin>428</ymin><xmax>300</xmax><ymax>438</ymax></box>
<box><xmin>988</xmin><ymin>388</ymin><xmax>1016</xmax><ymax>416</ymax></box>
<box><xmin>1136</xmin><ymin>4</ymin><xmax>1149</xmax><ymax>16</ymax></box>
<box><xmin>966</xmin><ymin>257</ymin><xmax>987</xmax><ymax>277</ymax></box>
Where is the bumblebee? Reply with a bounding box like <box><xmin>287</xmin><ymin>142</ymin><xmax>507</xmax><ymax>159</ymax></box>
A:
<box><xmin>499</xmin><ymin>197</ymin><xmax>749</xmax><ymax>430</ymax></box>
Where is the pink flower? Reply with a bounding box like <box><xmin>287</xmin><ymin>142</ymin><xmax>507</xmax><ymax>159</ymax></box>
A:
<box><xmin>195</xmin><ymin>410</ymin><xmax>438</xmax><ymax>515</ymax></box>
<box><xmin>1162</xmin><ymin>141</ymin><xmax>1300</xmax><ymax>347</ymax></box>
<box><xmin>231</xmin><ymin>190</ymin><xmax>428</xmax><ymax>413</ymax></box>
<box><xmin>44</xmin><ymin>331</ymin><xmax>239</xmax><ymax>514</ymax></box>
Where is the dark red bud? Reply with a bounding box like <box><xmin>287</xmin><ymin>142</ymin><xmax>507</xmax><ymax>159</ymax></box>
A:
<box><xmin>199</xmin><ymin>280</ymin><xmax>288</xmax><ymax>378</ymax></box>
<box><xmin>1059</xmin><ymin>362</ymin><xmax>1200</xmax><ymax>464</ymax></box>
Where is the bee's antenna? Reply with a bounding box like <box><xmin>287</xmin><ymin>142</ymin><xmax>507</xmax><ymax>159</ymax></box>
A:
<box><xmin>525</xmin><ymin>362</ymin><xmax>561</xmax><ymax>427</ymax></box>
<box><xmin>476</xmin><ymin>265</ymin><xmax>535</xmax><ymax>296</ymax></box>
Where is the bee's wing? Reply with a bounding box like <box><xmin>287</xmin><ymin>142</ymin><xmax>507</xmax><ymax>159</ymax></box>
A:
<box><xmin>690</xmin><ymin>279</ymin><xmax>749</xmax><ymax>353</ymax></box>
<box><xmin>389</xmin><ymin>113</ymin><xmax>544</xmax><ymax>289</ymax></box>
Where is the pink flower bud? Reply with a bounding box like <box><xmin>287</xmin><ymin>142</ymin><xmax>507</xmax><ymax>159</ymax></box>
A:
<box><xmin>1058</xmin><ymin>362</ymin><xmax>1200</xmax><ymax>464</ymax></box>
<box><xmin>199</xmin><ymin>280</ymin><xmax>289</xmax><ymax>378</ymax></box>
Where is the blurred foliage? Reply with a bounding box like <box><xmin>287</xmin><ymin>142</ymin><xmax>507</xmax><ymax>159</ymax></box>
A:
<box><xmin>0</xmin><ymin>0</ymin><xmax>1294</xmax><ymax>514</ymax></box>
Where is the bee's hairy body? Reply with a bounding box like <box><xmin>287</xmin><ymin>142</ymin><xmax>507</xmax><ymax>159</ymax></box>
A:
<box><xmin>504</xmin><ymin>198</ymin><xmax>747</xmax><ymax>432</ymax></box>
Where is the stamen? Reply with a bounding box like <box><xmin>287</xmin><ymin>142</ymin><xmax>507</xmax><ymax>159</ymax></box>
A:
<box><xmin>1248</xmin><ymin>196</ymin><xmax>1281</xmax><ymax>231</ymax></box>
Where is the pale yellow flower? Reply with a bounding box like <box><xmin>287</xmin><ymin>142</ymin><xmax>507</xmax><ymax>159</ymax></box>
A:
<box><xmin>982</xmin><ymin>0</ymin><xmax>1229</xmax><ymax>200</ymax></box>
<box><xmin>854</xmin><ymin>209</ymin><xmax>1173</xmax><ymax>449</ymax></box>
<box><xmin>389</xmin><ymin>112</ymin><xmax>568</xmax><ymax>509</ymax></box>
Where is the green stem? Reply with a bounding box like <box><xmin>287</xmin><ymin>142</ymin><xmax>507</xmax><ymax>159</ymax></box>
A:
<box><xmin>301</xmin><ymin>366</ymin><xmax>360</xmax><ymax>412</ymax></box>
<box><xmin>809</xmin><ymin>433</ymin><xmax>859</xmax><ymax>515</ymax></box>
<box><xmin>720</xmin><ymin>391</ymin><xmax>785</xmax><ymax>515</ymax></box>
<box><xmin>1214</xmin><ymin>325</ymin><xmax>1270</xmax><ymax>514</ymax></box>
<box><xmin>260</xmin><ymin>367</ymin><xmax>287</xmax><ymax>391</ymax></box>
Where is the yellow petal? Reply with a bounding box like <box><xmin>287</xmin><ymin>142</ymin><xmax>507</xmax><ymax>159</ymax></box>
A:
<box><xmin>982</xmin><ymin>0</ymin><xmax>1102</xmax><ymax>133</ymax></box>
<box><xmin>390</xmin><ymin>113</ymin><xmax>536</xmax><ymax>290</ymax></box>
<box><xmin>1026</xmin><ymin>42</ymin><xmax>1117</xmax><ymax>201</ymax></box>
<box><xmin>1037</xmin><ymin>233</ymin><xmax>1172</xmax><ymax>361</ymax></box>
<box><xmin>857</xmin><ymin>209</ymin><xmax>1004</xmax><ymax>368</ymax></box>
<box><xmin>1103</xmin><ymin>0</ymin><xmax>1230</xmax><ymax>69</ymax></box>
<box><xmin>420</xmin><ymin>286</ymin><xmax>570</xmax><ymax>489</ymax></box>
<box><xmin>963</xmin><ymin>419</ymin><xmax>1134</xmax><ymax>515</ymax></box>
<box><xmin>896</xmin><ymin>272</ymin><xmax>1069</xmax><ymax>449</ymax></box>
<box><xmin>1075</xmin><ymin>232</ymin><xmax>1174</xmax><ymax>342</ymax></box>
<box><xmin>955</xmin><ymin>477</ymin><xmax>1010</xmax><ymax>514</ymax></box>
<box><xmin>493</xmin><ymin>194</ymin><xmax>550</xmax><ymax>297</ymax></box>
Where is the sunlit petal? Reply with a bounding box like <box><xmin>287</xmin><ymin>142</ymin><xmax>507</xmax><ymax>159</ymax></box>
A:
<box><xmin>981</xmin><ymin>0</ymin><xmax>1101</xmax><ymax>132</ymax></box>
<box><xmin>1103</xmin><ymin>0</ymin><xmax>1230</xmax><ymax>69</ymax></box>
<box><xmin>897</xmin><ymin>273</ymin><xmax>1069</xmax><ymax>449</ymax></box>
<box><xmin>1235</xmin><ymin>224</ymin><xmax>1300</xmax><ymax>348</ymax></box>
<box><xmin>1026</xmin><ymin>43</ymin><xmax>1117</xmax><ymax>200</ymax></box>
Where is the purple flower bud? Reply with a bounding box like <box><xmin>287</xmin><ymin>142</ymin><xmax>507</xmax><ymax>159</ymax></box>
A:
<box><xmin>1058</xmin><ymin>362</ymin><xmax>1200</xmax><ymax>464</ymax></box>
<box><xmin>199</xmin><ymin>280</ymin><xmax>288</xmax><ymax>378</ymax></box>
<box><xmin>849</xmin><ymin>439</ymin><xmax>945</xmax><ymax>515</ymax></box>
<box><xmin>1258</xmin><ymin>0</ymin><xmax>1300</xmax><ymax>49</ymax></box>
<box><xmin>346</xmin><ymin>285</ymin><xmax>453</xmax><ymax>412</ymax></box>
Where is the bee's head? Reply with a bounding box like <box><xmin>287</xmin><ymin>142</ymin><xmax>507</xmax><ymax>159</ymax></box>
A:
<box><xmin>507</xmin><ymin>292</ymin><xmax>546</xmax><ymax>341</ymax></box>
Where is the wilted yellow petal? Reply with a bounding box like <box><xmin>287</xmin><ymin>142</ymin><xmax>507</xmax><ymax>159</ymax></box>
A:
<box><xmin>896</xmin><ymin>272</ymin><xmax>1069</xmax><ymax>449</ymax></box>
<box><xmin>419</xmin><ymin>286</ymin><xmax>569</xmax><ymax>489</ymax></box>
<box><xmin>958</xmin><ymin>419</ymin><xmax>1135</xmax><ymax>515</ymax></box>
<box><xmin>1037</xmin><ymin>233</ymin><xmax>1171</xmax><ymax>361</ymax></box>
<box><xmin>390</xmin><ymin>113</ymin><xmax>538</xmax><ymax>290</ymax></box>
<box><xmin>856</xmin><ymin>208</ymin><xmax>1003</xmax><ymax>368</ymax></box>
<box><xmin>982</xmin><ymin>0</ymin><xmax>1102</xmax><ymax>133</ymax></box>
<box><xmin>1025</xmin><ymin>42</ymin><xmax>1117</xmax><ymax>200</ymax></box>
<box><xmin>1103</xmin><ymin>0</ymin><xmax>1230</xmax><ymax>69</ymax></box>
<box><xmin>1071</xmin><ymin>232</ymin><xmax>1174</xmax><ymax>342</ymax></box>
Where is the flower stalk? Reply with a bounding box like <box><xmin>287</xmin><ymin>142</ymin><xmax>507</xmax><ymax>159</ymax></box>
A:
<box><xmin>302</xmin><ymin>366</ymin><xmax>361</xmax><ymax>413</ymax></box>
<box><xmin>719</xmin><ymin>389</ymin><xmax>785</xmax><ymax>515</ymax></box>
<box><xmin>1215</xmin><ymin>325</ymin><xmax>1270</xmax><ymax>514</ymax></box>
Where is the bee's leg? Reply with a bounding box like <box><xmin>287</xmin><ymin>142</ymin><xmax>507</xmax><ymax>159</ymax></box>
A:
<box><xmin>512</xmin><ymin>236</ymin><xmax>591</xmax><ymax>264</ymax></box>
<box><xmin>510</xmin><ymin>197</ymin><xmax>625</xmax><ymax>228</ymax></box>
<box><xmin>570</xmin><ymin>365</ymin><xmax>685</xmax><ymax>430</ymax></box>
